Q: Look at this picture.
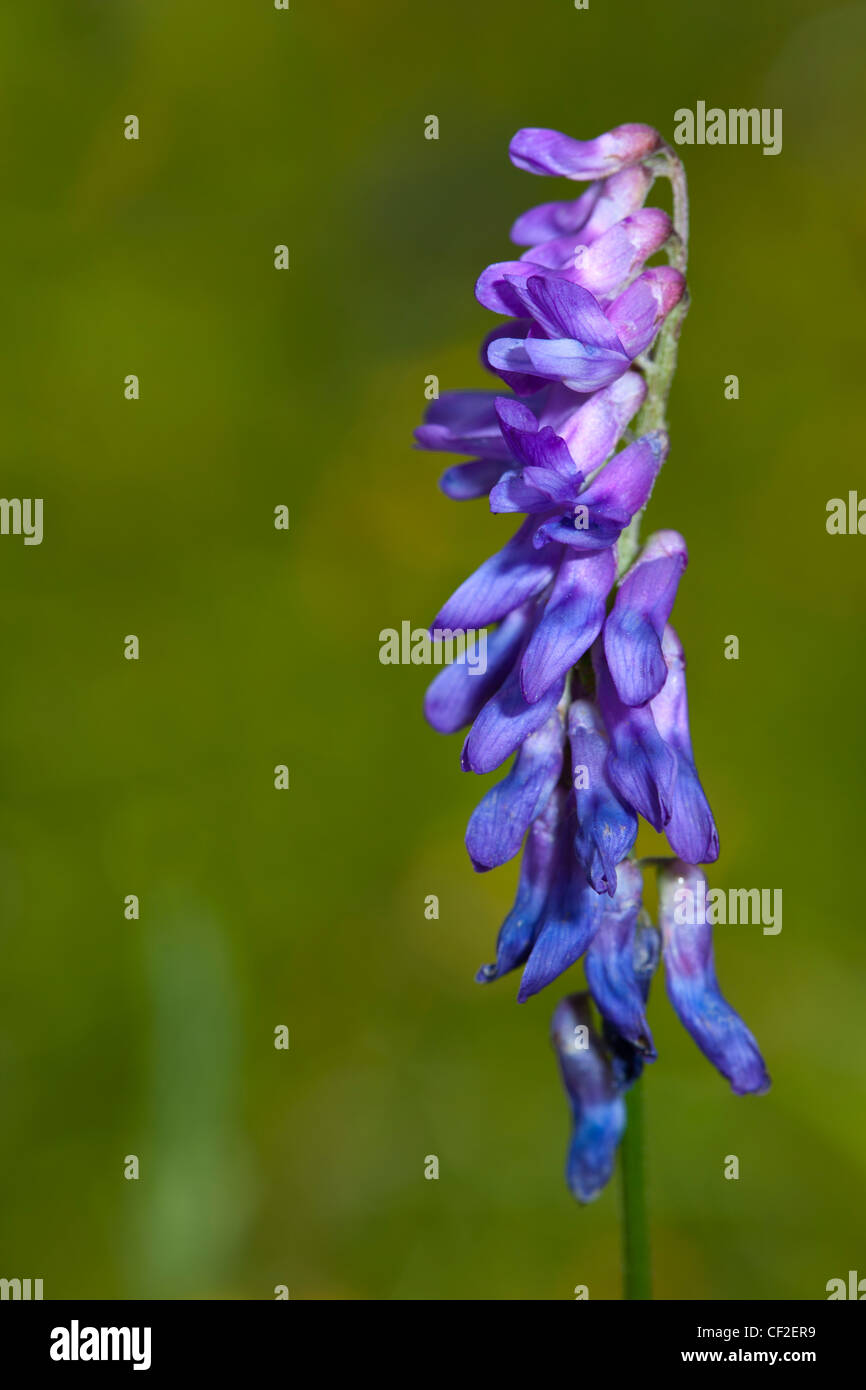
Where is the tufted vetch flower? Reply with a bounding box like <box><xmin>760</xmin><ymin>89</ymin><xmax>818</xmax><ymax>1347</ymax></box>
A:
<box><xmin>414</xmin><ymin>119</ymin><xmax>769</xmax><ymax>1207</ymax></box>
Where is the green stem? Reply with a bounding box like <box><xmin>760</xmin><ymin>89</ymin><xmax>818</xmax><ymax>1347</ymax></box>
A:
<box><xmin>616</xmin><ymin>147</ymin><xmax>689</xmax><ymax>1301</ymax></box>
<box><xmin>620</xmin><ymin>1079</ymin><xmax>652</xmax><ymax>1300</ymax></box>
<box><xmin>616</xmin><ymin>148</ymin><xmax>690</xmax><ymax>578</ymax></box>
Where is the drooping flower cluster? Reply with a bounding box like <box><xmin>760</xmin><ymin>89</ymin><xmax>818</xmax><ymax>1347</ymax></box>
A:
<box><xmin>416</xmin><ymin>123</ymin><xmax>769</xmax><ymax>1203</ymax></box>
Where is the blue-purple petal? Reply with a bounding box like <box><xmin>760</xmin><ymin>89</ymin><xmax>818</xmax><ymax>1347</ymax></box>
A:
<box><xmin>520</xmin><ymin>548</ymin><xmax>616</xmax><ymax>703</ymax></box>
<box><xmin>568</xmin><ymin>698</ymin><xmax>638</xmax><ymax>895</ymax></box>
<box><xmin>423</xmin><ymin>604</ymin><xmax>533</xmax><ymax>734</ymax></box>
<box><xmin>477</xmin><ymin>787</ymin><xmax>564</xmax><ymax>982</ymax></box>
<box><xmin>462</xmin><ymin>659</ymin><xmax>564</xmax><ymax>775</ymax></box>
<box><xmin>604</xmin><ymin>530</ymin><xmax>688</xmax><ymax>706</ymax></box>
<box><xmin>551</xmin><ymin>993</ymin><xmax>627</xmax><ymax>1203</ymax></box>
<box><xmin>576</xmin><ymin>431</ymin><xmax>669</xmax><ymax>527</ymax></box>
<box><xmin>465</xmin><ymin>712</ymin><xmax>564</xmax><ymax>870</ymax></box>
<box><xmin>518</xmin><ymin>831</ymin><xmax>604</xmax><ymax>1000</ymax></box>
<box><xmin>433</xmin><ymin>517</ymin><xmax>560</xmax><ymax>632</ymax></box>
<box><xmin>584</xmin><ymin>861</ymin><xmax>655</xmax><ymax>1055</ymax></box>
<box><xmin>659</xmin><ymin>861</ymin><xmax>771</xmax><ymax>1095</ymax></box>
<box><xmin>594</xmin><ymin>639</ymin><xmax>677</xmax><ymax>830</ymax></box>
<box><xmin>649</xmin><ymin>626</ymin><xmax>719</xmax><ymax>863</ymax></box>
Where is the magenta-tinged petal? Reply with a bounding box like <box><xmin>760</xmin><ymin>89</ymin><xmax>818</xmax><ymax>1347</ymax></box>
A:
<box><xmin>576</xmin><ymin>431</ymin><xmax>669</xmax><ymax>527</ymax></box>
<box><xmin>509</xmin><ymin>125</ymin><xmax>661</xmax><ymax>181</ymax></box>
<box><xmin>462</xmin><ymin>661</ymin><xmax>564</xmax><ymax>775</ymax></box>
<box><xmin>520</xmin><ymin>548</ymin><xmax>616</xmax><ymax>703</ymax></box>
<box><xmin>569</xmin><ymin>209</ymin><xmax>672</xmax><ymax>298</ymax></box>
<box><xmin>650</xmin><ymin>626</ymin><xmax>719</xmax><ymax>864</ymax></box>
<box><xmin>579</xmin><ymin>166</ymin><xmax>654</xmax><ymax>242</ymax></box>
<box><xmin>658</xmin><ymin>861</ymin><xmax>771</xmax><ymax>1095</ymax></box>
<box><xmin>604</xmin><ymin>530</ymin><xmax>688</xmax><ymax>706</ymax></box>
<box><xmin>568</xmin><ymin>699</ymin><xmax>638</xmax><ymax>896</ymax></box>
<box><xmin>519</xmin><ymin>234</ymin><xmax>588</xmax><ymax>269</ymax></box>
<box><xmin>535</xmin><ymin>383</ymin><xmax>593</xmax><ymax>444</ymax></box>
<box><xmin>423</xmin><ymin>604</ymin><xmax>533</xmax><ymax>734</ymax></box>
<box><xmin>593</xmin><ymin>639</ymin><xmax>676</xmax><ymax>831</ymax></box>
<box><xmin>510</xmin><ymin>184</ymin><xmax>602</xmax><ymax>246</ymax></box>
<box><xmin>606</xmin><ymin>266</ymin><xmax>686</xmax><ymax>358</ymax></box>
<box><xmin>465</xmin><ymin>712</ymin><xmax>563</xmax><ymax>870</ymax></box>
<box><xmin>554</xmin><ymin>372</ymin><xmax>646</xmax><ymax>476</ymax></box>
<box><xmin>584</xmin><ymin>860</ymin><xmax>655</xmax><ymax>1056</ymax></box>
<box><xmin>433</xmin><ymin>517</ymin><xmax>561</xmax><ymax>631</ymax></box>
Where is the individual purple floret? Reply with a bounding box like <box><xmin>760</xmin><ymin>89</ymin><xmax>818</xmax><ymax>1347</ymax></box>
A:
<box><xmin>658</xmin><ymin>861</ymin><xmax>771</xmax><ymax>1095</ymax></box>
<box><xmin>415</xmin><ymin>121</ymin><xmax>768</xmax><ymax>1204</ymax></box>
<box><xmin>551</xmin><ymin>993</ymin><xmax>626</xmax><ymax>1203</ymax></box>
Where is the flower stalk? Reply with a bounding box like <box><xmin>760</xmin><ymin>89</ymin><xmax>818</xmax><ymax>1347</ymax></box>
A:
<box><xmin>414</xmin><ymin>122</ymin><xmax>769</xmax><ymax>1291</ymax></box>
<box><xmin>621</xmin><ymin>1081</ymin><xmax>652</xmax><ymax>1300</ymax></box>
<box><xmin>618</xmin><ymin>149</ymin><xmax>689</xmax><ymax>578</ymax></box>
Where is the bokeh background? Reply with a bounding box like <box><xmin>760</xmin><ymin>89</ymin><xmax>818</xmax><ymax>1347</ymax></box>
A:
<box><xmin>0</xmin><ymin>0</ymin><xmax>863</xmax><ymax>1300</ymax></box>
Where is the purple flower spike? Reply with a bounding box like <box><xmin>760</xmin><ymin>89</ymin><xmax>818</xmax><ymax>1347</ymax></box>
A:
<box><xmin>604</xmin><ymin>529</ymin><xmax>689</xmax><ymax>706</ymax></box>
<box><xmin>416</xmin><ymin>120</ymin><xmax>769</xmax><ymax>1206</ymax></box>
<box><xmin>510</xmin><ymin>124</ymin><xmax>661</xmax><ymax>181</ymax></box>
<box><xmin>477</xmin><ymin>789</ymin><xmax>563</xmax><ymax>983</ymax></box>
<box><xmin>584</xmin><ymin>860</ymin><xmax>656</xmax><ymax>1056</ymax></box>
<box><xmin>568</xmin><ymin>698</ymin><xmax>638</xmax><ymax>896</ymax></box>
<box><xmin>465</xmin><ymin>711</ymin><xmax>563</xmax><ymax>870</ymax></box>
<box><xmin>649</xmin><ymin>626</ymin><xmax>720</xmax><ymax>864</ymax></box>
<box><xmin>551</xmin><ymin>993</ymin><xmax>627</xmax><ymax>1204</ymax></box>
<box><xmin>658</xmin><ymin>861</ymin><xmax>771</xmax><ymax>1096</ymax></box>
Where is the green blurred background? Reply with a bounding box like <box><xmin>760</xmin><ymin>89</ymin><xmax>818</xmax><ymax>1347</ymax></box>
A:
<box><xmin>0</xmin><ymin>0</ymin><xmax>863</xmax><ymax>1300</ymax></box>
